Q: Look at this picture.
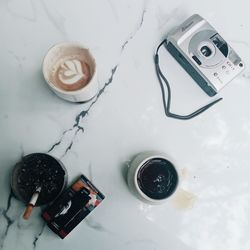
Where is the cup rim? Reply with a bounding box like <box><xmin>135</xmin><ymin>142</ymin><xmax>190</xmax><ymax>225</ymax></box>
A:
<box><xmin>132</xmin><ymin>152</ymin><xmax>179</xmax><ymax>204</ymax></box>
<box><xmin>42</xmin><ymin>42</ymin><xmax>97</xmax><ymax>95</ymax></box>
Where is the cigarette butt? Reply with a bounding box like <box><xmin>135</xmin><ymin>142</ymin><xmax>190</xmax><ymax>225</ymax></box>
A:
<box><xmin>23</xmin><ymin>187</ymin><xmax>41</xmax><ymax>220</ymax></box>
<box><xmin>23</xmin><ymin>205</ymin><xmax>34</xmax><ymax>220</ymax></box>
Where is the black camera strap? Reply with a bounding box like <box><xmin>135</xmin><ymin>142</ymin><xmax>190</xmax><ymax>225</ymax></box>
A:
<box><xmin>154</xmin><ymin>40</ymin><xmax>223</xmax><ymax>120</ymax></box>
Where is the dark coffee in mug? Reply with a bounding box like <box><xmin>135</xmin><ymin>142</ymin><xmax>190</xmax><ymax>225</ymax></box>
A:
<box><xmin>137</xmin><ymin>158</ymin><xmax>178</xmax><ymax>200</ymax></box>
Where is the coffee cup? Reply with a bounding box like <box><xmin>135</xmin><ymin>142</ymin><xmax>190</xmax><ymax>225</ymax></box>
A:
<box><xmin>127</xmin><ymin>151</ymin><xmax>179</xmax><ymax>204</ymax></box>
<box><xmin>43</xmin><ymin>42</ymin><xmax>98</xmax><ymax>103</ymax></box>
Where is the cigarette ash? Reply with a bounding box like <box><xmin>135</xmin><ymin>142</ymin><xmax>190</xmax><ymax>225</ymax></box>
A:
<box><xmin>13</xmin><ymin>153</ymin><xmax>67</xmax><ymax>206</ymax></box>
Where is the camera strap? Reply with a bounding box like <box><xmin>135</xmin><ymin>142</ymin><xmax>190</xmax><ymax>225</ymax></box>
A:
<box><xmin>154</xmin><ymin>40</ymin><xmax>223</xmax><ymax>120</ymax></box>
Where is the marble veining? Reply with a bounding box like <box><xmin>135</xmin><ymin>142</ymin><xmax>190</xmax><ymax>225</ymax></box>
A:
<box><xmin>1</xmin><ymin>0</ymin><xmax>250</xmax><ymax>249</ymax></box>
<box><xmin>1</xmin><ymin>2</ymin><xmax>147</xmax><ymax>248</ymax></box>
<box><xmin>5</xmin><ymin>0</ymin><xmax>37</xmax><ymax>22</ymax></box>
<box><xmin>84</xmin><ymin>216</ymin><xmax>110</xmax><ymax>233</ymax></box>
<box><xmin>40</xmin><ymin>0</ymin><xmax>68</xmax><ymax>39</ymax></box>
<box><xmin>31</xmin><ymin>222</ymin><xmax>45</xmax><ymax>250</ymax></box>
<box><xmin>0</xmin><ymin>192</ymin><xmax>14</xmax><ymax>250</ymax></box>
<box><xmin>47</xmin><ymin>5</ymin><xmax>146</xmax><ymax>159</ymax></box>
<box><xmin>47</xmin><ymin>65</ymin><xmax>118</xmax><ymax>159</ymax></box>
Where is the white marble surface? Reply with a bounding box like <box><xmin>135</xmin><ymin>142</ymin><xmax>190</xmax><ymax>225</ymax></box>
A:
<box><xmin>0</xmin><ymin>0</ymin><xmax>250</xmax><ymax>249</ymax></box>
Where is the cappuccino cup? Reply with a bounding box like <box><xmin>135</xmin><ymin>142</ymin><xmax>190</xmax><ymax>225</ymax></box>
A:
<box><xmin>43</xmin><ymin>42</ymin><xmax>98</xmax><ymax>103</ymax></box>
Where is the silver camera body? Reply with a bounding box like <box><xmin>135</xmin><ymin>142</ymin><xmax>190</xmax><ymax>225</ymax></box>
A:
<box><xmin>166</xmin><ymin>14</ymin><xmax>244</xmax><ymax>96</ymax></box>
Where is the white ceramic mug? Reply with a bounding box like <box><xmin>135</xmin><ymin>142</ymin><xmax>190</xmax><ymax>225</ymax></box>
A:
<box><xmin>43</xmin><ymin>42</ymin><xmax>98</xmax><ymax>103</ymax></box>
<box><xmin>127</xmin><ymin>151</ymin><xmax>179</xmax><ymax>204</ymax></box>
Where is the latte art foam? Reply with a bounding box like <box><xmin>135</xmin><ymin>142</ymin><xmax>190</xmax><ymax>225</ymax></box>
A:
<box><xmin>52</xmin><ymin>56</ymin><xmax>91</xmax><ymax>91</ymax></box>
<box><xmin>58</xmin><ymin>59</ymin><xmax>86</xmax><ymax>85</ymax></box>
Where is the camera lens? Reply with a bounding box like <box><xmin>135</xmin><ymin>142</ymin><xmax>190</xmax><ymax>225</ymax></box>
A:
<box><xmin>200</xmin><ymin>46</ymin><xmax>212</xmax><ymax>57</ymax></box>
